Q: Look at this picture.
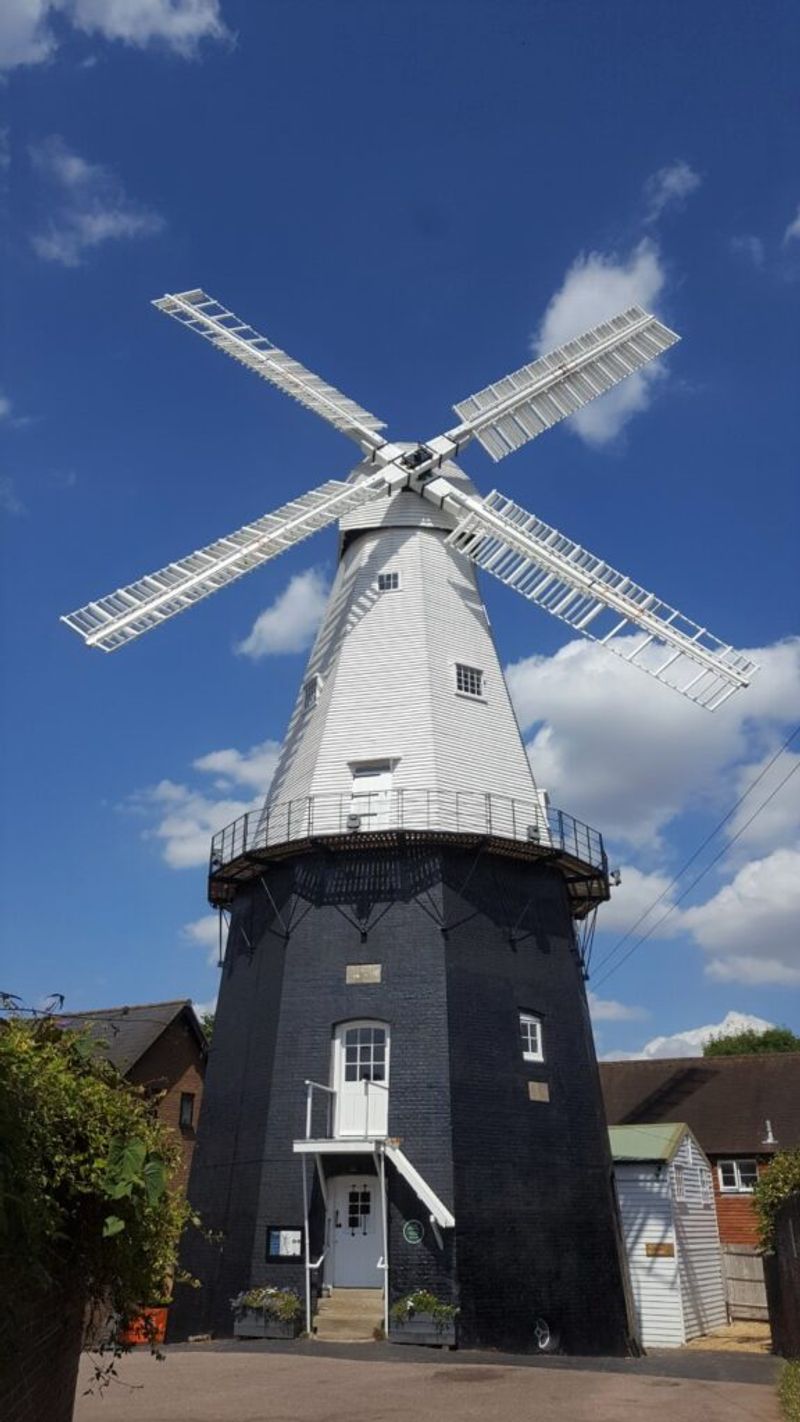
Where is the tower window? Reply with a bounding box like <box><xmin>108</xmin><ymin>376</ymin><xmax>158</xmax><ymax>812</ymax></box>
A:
<box><xmin>455</xmin><ymin>663</ymin><xmax>483</xmax><ymax>698</ymax></box>
<box><xmin>377</xmin><ymin>571</ymin><xmax>400</xmax><ymax>591</ymax></box>
<box><xmin>520</xmin><ymin>1012</ymin><xmax>543</xmax><ymax>1063</ymax></box>
<box><xmin>303</xmin><ymin>676</ymin><xmax>321</xmax><ymax>710</ymax></box>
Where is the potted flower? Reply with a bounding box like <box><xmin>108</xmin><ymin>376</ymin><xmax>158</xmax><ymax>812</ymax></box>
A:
<box><xmin>389</xmin><ymin>1290</ymin><xmax>458</xmax><ymax>1348</ymax></box>
<box><xmin>230</xmin><ymin>1286</ymin><xmax>303</xmax><ymax>1339</ymax></box>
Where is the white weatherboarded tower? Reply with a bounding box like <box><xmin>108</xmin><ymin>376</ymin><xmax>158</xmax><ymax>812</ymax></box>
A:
<box><xmin>64</xmin><ymin>289</ymin><xmax>755</xmax><ymax>1354</ymax></box>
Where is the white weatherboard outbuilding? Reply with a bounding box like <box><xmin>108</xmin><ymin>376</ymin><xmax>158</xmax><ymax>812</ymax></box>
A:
<box><xmin>610</xmin><ymin>1123</ymin><xmax>727</xmax><ymax>1349</ymax></box>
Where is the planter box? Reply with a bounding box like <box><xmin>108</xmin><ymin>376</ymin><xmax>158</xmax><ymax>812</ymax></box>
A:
<box><xmin>118</xmin><ymin>1306</ymin><xmax>168</xmax><ymax>1347</ymax></box>
<box><xmin>233</xmin><ymin>1309</ymin><xmax>301</xmax><ymax>1339</ymax></box>
<box><xmin>389</xmin><ymin>1313</ymin><xmax>457</xmax><ymax>1349</ymax></box>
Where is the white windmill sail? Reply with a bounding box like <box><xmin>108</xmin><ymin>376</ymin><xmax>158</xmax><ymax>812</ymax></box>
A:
<box><xmin>153</xmin><ymin>290</ymin><xmax>386</xmax><ymax>451</ymax></box>
<box><xmin>418</xmin><ymin>477</ymin><xmax>757</xmax><ymax>710</ymax></box>
<box><xmin>61</xmin><ymin>475</ymin><xmax>388</xmax><ymax>652</ymax></box>
<box><xmin>450</xmin><ymin>307</ymin><xmax>678</xmax><ymax>461</ymax></box>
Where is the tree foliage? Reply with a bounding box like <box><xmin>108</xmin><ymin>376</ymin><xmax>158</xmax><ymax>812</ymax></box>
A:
<box><xmin>703</xmin><ymin>1026</ymin><xmax>800</xmax><ymax>1057</ymax></box>
<box><xmin>0</xmin><ymin>1015</ymin><xmax>196</xmax><ymax>1330</ymax></box>
<box><xmin>753</xmin><ymin>1149</ymin><xmax>800</xmax><ymax>1250</ymax></box>
<box><xmin>200</xmin><ymin>1011</ymin><xmax>214</xmax><ymax>1043</ymax></box>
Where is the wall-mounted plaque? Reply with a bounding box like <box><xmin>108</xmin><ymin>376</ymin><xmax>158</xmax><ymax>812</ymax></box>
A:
<box><xmin>345</xmin><ymin>963</ymin><xmax>382</xmax><ymax>984</ymax></box>
<box><xmin>403</xmin><ymin>1219</ymin><xmax>424</xmax><ymax>1245</ymax></box>
<box><xmin>645</xmin><ymin>1242</ymin><xmax>675</xmax><ymax>1258</ymax></box>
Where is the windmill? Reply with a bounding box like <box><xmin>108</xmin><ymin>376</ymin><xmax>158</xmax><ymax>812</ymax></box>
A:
<box><xmin>63</xmin><ymin>291</ymin><xmax>756</xmax><ymax>1353</ymax></box>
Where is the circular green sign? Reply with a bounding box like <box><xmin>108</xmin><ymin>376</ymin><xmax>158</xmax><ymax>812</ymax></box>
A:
<box><xmin>403</xmin><ymin>1219</ymin><xmax>424</xmax><ymax>1245</ymax></box>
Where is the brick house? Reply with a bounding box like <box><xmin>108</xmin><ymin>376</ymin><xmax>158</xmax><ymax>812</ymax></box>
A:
<box><xmin>61</xmin><ymin>1000</ymin><xmax>207</xmax><ymax>1190</ymax></box>
<box><xmin>600</xmin><ymin>1053</ymin><xmax>800</xmax><ymax>1319</ymax></box>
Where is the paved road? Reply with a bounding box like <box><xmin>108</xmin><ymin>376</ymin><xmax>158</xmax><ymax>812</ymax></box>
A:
<box><xmin>74</xmin><ymin>1342</ymin><xmax>779</xmax><ymax>1422</ymax></box>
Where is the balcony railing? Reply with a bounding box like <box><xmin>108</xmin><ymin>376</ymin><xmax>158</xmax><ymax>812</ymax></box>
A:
<box><xmin>209</xmin><ymin>788</ymin><xmax>606</xmax><ymax>876</ymax></box>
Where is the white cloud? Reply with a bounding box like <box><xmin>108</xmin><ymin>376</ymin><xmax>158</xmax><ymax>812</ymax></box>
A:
<box><xmin>783</xmin><ymin>205</ymin><xmax>800</xmax><ymax>245</ymax></box>
<box><xmin>129</xmin><ymin>738</ymin><xmax>279</xmax><ymax>868</ymax></box>
<box><xmin>596</xmin><ymin>865</ymin><xmax>675</xmax><ymax>933</ymax></box>
<box><xmin>0</xmin><ymin>475</ymin><xmax>24</xmax><ymax>515</ymax></box>
<box><xmin>681</xmin><ymin>845</ymin><xmax>800</xmax><ymax>985</ymax></box>
<box><xmin>29</xmin><ymin>135</ymin><xmax>163</xmax><ymax>266</ymax></box>
<box><xmin>643</xmin><ymin>160</ymin><xmax>702</xmax><ymax>223</ymax></box>
<box><xmin>604</xmin><ymin>1009</ymin><xmax>774</xmax><ymax>1060</ymax></box>
<box><xmin>730</xmin><ymin>234</ymin><xmax>765</xmax><ymax>269</ymax></box>
<box><xmin>0</xmin><ymin>394</ymin><xmax>13</xmax><ymax>420</ymax></box>
<box><xmin>193</xmin><ymin>739</ymin><xmax>281</xmax><ymax>791</ymax></box>
<box><xmin>506</xmin><ymin>636</ymin><xmax>800</xmax><ymax>847</ymax></box>
<box><xmin>0</xmin><ymin>0</ymin><xmax>228</xmax><ymax>70</ymax></box>
<box><xmin>183</xmin><ymin>914</ymin><xmax>223</xmax><ymax>966</ymax></box>
<box><xmin>236</xmin><ymin>568</ymin><xmax>329</xmax><ymax>659</ymax></box>
<box><xmin>726</xmin><ymin>750</ymin><xmax>800</xmax><ymax>854</ymax></box>
<box><xmin>192</xmin><ymin>994</ymin><xmax>217</xmax><ymax>1019</ymax></box>
<box><xmin>588</xmin><ymin>992</ymin><xmax>648</xmax><ymax>1023</ymax></box>
<box><xmin>534</xmin><ymin>239</ymin><xmax>667</xmax><ymax>446</ymax></box>
<box><xmin>0</xmin><ymin>1</ymin><xmax>56</xmax><ymax>69</ymax></box>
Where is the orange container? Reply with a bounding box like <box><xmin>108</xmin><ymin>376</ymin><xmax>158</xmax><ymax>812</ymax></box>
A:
<box><xmin>119</xmin><ymin>1306</ymin><xmax>168</xmax><ymax>1346</ymax></box>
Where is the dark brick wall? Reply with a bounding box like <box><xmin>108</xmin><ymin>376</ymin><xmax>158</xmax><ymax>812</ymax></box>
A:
<box><xmin>442</xmin><ymin>856</ymin><xmax>630</xmax><ymax>1353</ymax></box>
<box><xmin>171</xmin><ymin>843</ymin><xmax>630</xmax><ymax>1354</ymax></box>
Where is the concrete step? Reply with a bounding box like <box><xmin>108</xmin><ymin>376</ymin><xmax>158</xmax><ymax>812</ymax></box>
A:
<box><xmin>315</xmin><ymin>1289</ymin><xmax>383</xmax><ymax>1342</ymax></box>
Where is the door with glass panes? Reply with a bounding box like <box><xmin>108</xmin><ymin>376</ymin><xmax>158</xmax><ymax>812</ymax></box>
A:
<box><xmin>329</xmin><ymin>1174</ymin><xmax>381</xmax><ymax>1287</ymax></box>
<box><xmin>332</xmin><ymin>1021</ymin><xmax>389</xmax><ymax>1138</ymax></box>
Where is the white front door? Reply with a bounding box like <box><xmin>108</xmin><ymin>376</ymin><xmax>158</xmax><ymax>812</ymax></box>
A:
<box><xmin>330</xmin><ymin>1175</ymin><xmax>382</xmax><ymax>1287</ymax></box>
<box><xmin>350</xmin><ymin>761</ymin><xmax>394</xmax><ymax>830</ymax></box>
<box><xmin>332</xmin><ymin>1021</ymin><xmax>390</xmax><ymax>1138</ymax></box>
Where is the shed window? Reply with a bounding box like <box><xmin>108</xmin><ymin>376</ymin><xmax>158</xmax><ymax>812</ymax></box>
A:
<box><xmin>700</xmin><ymin>1169</ymin><xmax>712</xmax><ymax>1205</ymax></box>
<box><xmin>179</xmin><ymin>1092</ymin><xmax>195</xmax><ymax>1129</ymax></box>
<box><xmin>519</xmin><ymin>1012</ymin><xmax>543</xmax><ymax>1063</ymax></box>
<box><xmin>673</xmin><ymin>1165</ymin><xmax>686</xmax><ymax>1202</ymax></box>
<box><xmin>718</xmin><ymin>1159</ymin><xmax>758</xmax><ymax>1193</ymax></box>
<box><xmin>455</xmin><ymin>663</ymin><xmax>484</xmax><ymax>698</ymax></box>
<box><xmin>377</xmin><ymin>571</ymin><xmax>400</xmax><ymax>591</ymax></box>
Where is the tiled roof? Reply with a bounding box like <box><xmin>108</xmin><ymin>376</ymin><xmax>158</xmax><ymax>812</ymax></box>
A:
<box><xmin>57</xmin><ymin>999</ymin><xmax>205</xmax><ymax>1075</ymax></box>
<box><xmin>600</xmin><ymin>1054</ymin><xmax>800</xmax><ymax>1156</ymax></box>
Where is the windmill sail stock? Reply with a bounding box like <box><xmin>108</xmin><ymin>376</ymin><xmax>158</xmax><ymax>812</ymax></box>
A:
<box><xmin>61</xmin><ymin>476</ymin><xmax>388</xmax><ymax>652</ymax></box>
<box><xmin>419</xmin><ymin>478</ymin><xmax>757</xmax><ymax>711</ymax></box>
<box><xmin>62</xmin><ymin>285</ymin><xmax>757</xmax><ymax>709</ymax></box>
<box><xmin>449</xmin><ymin>306</ymin><xmax>679</xmax><ymax>461</ymax></box>
<box><xmin>153</xmin><ymin>290</ymin><xmax>386</xmax><ymax>452</ymax></box>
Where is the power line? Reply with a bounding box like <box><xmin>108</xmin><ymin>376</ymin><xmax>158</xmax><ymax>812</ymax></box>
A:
<box><xmin>592</xmin><ymin>754</ymin><xmax>800</xmax><ymax>991</ymax></box>
<box><xmin>592</xmin><ymin>723</ymin><xmax>800</xmax><ymax>979</ymax></box>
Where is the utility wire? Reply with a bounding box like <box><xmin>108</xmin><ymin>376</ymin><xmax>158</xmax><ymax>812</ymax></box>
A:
<box><xmin>592</xmin><ymin>723</ymin><xmax>800</xmax><ymax>978</ymax></box>
<box><xmin>592</xmin><ymin>754</ymin><xmax>800</xmax><ymax>991</ymax></box>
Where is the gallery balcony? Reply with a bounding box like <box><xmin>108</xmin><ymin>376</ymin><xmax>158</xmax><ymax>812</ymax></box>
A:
<box><xmin>208</xmin><ymin>787</ymin><xmax>608</xmax><ymax>917</ymax></box>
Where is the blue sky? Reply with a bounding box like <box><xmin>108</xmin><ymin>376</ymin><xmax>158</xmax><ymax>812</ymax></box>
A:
<box><xmin>1</xmin><ymin>0</ymin><xmax>798</xmax><ymax>1057</ymax></box>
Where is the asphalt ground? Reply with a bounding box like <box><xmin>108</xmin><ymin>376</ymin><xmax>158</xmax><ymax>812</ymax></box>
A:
<box><xmin>74</xmin><ymin>1339</ymin><xmax>781</xmax><ymax>1422</ymax></box>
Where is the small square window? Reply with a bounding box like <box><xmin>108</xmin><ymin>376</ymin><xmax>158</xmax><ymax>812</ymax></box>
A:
<box><xmin>303</xmin><ymin>677</ymin><xmax>320</xmax><ymax>710</ymax></box>
<box><xmin>455</xmin><ymin>663</ymin><xmax>483</xmax><ymax>698</ymax></box>
<box><xmin>179</xmin><ymin>1092</ymin><xmax>195</xmax><ymax>1129</ymax></box>
<box><xmin>378</xmin><ymin>571</ymin><xmax>400</xmax><ymax>591</ymax></box>
<box><xmin>520</xmin><ymin>1012</ymin><xmax>543</xmax><ymax>1063</ymax></box>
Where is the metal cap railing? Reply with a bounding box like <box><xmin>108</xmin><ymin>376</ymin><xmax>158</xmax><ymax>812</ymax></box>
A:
<box><xmin>209</xmin><ymin>788</ymin><xmax>606</xmax><ymax>877</ymax></box>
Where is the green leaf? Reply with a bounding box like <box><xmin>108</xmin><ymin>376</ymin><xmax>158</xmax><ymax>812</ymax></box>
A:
<box><xmin>102</xmin><ymin>1214</ymin><xmax>126</xmax><ymax>1238</ymax></box>
<box><xmin>105</xmin><ymin>1136</ymin><xmax>147</xmax><ymax>1192</ymax></box>
<box><xmin>143</xmin><ymin>1157</ymin><xmax>167</xmax><ymax>1206</ymax></box>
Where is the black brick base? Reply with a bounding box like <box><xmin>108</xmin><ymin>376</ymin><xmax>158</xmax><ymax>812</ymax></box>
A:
<box><xmin>170</xmin><ymin>844</ymin><xmax>631</xmax><ymax>1354</ymax></box>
